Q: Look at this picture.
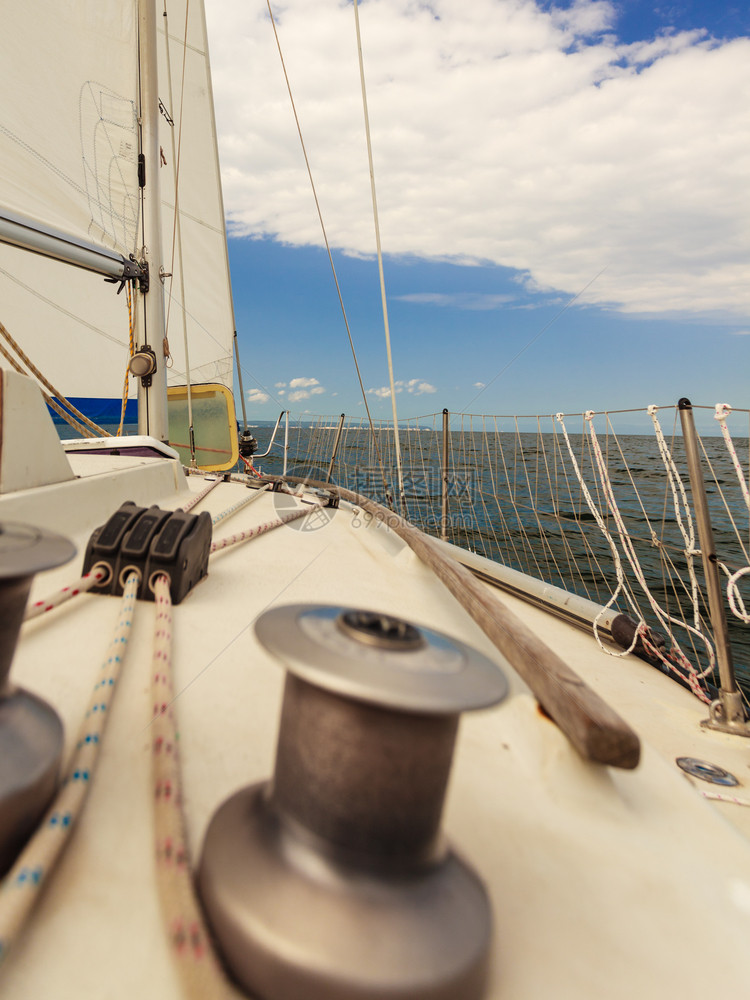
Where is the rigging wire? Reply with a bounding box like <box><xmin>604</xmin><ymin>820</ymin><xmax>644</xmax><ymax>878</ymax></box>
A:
<box><xmin>265</xmin><ymin>0</ymin><xmax>394</xmax><ymax>509</ymax></box>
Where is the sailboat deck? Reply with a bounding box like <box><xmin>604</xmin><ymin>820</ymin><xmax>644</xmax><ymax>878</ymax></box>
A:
<box><xmin>4</xmin><ymin>453</ymin><xmax>750</xmax><ymax>999</ymax></box>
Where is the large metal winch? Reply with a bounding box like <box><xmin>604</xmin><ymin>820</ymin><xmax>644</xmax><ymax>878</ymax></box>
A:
<box><xmin>198</xmin><ymin>603</ymin><xmax>509</xmax><ymax>1000</ymax></box>
<box><xmin>0</xmin><ymin>522</ymin><xmax>75</xmax><ymax>875</ymax></box>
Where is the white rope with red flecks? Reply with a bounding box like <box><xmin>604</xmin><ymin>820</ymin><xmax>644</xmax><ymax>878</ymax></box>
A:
<box><xmin>556</xmin><ymin>411</ymin><xmax>713</xmax><ymax>703</ymax></box>
<box><xmin>23</xmin><ymin>567</ymin><xmax>107</xmax><ymax>621</ymax></box>
<box><xmin>149</xmin><ymin>574</ymin><xmax>238</xmax><ymax>998</ymax></box>
<box><xmin>714</xmin><ymin>404</ymin><xmax>750</xmax><ymax>624</ymax></box>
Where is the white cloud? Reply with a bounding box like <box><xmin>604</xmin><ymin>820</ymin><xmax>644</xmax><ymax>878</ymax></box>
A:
<box><xmin>274</xmin><ymin>381</ymin><xmax>287</xmax><ymax>388</ymax></box>
<box><xmin>206</xmin><ymin>0</ymin><xmax>750</xmax><ymax>316</ymax></box>
<box><xmin>368</xmin><ymin>386</ymin><xmax>392</xmax><ymax>399</ymax></box>
<box><xmin>368</xmin><ymin>378</ymin><xmax>437</xmax><ymax>398</ymax></box>
<box><xmin>286</xmin><ymin>377</ymin><xmax>326</xmax><ymax>402</ymax></box>
<box><xmin>406</xmin><ymin>379</ymin><xmax>436</xmax><ymax>395</ymax></box>
<box><xmin>730</xmin><ymin>330</ymin><xmax>750</xmax><ymax>336</ymax></box>
<box><xmin>246</xmin><ymin>388</ymin><xmax>270</xmax><ymax>404</ymax></box>
<box><xmin>474</xmin><ymin>381</ymin><xmax>486</xmax><ymax>389</ymax></box>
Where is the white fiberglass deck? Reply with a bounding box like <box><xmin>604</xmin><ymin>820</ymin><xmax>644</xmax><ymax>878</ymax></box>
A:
<box><xmin>4</xmin><ymin>452</ymin><xmax>750</xmax><ymax>999</ymax></box>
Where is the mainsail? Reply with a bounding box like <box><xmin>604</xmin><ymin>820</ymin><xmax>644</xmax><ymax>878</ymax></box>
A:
<box><xmin>0</xmin><ymin>0</ymin><xmax>234</xmax><ymax>424</ymax></box>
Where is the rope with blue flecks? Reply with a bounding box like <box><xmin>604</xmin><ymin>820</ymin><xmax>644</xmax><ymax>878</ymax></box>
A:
<box><xmin>0</xmin><ymin>572</ymin><xmax>139</xmax><ymax>967</ymax></box>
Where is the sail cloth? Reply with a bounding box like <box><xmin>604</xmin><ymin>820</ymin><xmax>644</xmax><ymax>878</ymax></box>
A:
<box><xmin>158</xmin><ymin>0</ymin><xmax>234</xmax><ymax>391</ymax></box>
<box><xmin>0</xmin><ymin>3</ymin><xmax>140</xmax><ymax>257</ymax></box>
<box><xmin>0</xmin><ymin>1</ymin><xmax>234</xmax><ymax>424</ymax></box>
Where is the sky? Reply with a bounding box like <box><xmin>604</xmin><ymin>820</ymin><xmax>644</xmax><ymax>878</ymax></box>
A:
<box><xmin>203</xmin><ymin>0</ymin><xmax>750</xmax><ymax>429</ymax></box>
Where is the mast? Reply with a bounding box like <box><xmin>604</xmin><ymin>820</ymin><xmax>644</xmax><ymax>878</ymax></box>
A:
<box><xmin>136</xmin><ymin>0</ymin><xmax>169</xmax><ymax>442</ymax></box>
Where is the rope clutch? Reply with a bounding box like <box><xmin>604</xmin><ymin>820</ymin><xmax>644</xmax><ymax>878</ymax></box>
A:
<box><xmin>82</xmin><ymin>502</ymin><xmax>212</xmax><ymax>604</ymax></box>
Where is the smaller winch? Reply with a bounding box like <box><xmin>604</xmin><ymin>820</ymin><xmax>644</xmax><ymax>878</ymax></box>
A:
<box><xmin>82</xmin><ymin>501</ymin><xmax>211</xmax><ymax>604</ymax></box>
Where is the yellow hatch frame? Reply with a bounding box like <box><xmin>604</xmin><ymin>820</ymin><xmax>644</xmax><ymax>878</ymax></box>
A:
<box><xmin>167</xmin><ymin>382</ymin><xmax>239</xmax><ymax>472</ymax></box>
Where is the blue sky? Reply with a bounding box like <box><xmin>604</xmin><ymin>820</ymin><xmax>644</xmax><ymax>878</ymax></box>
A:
<box><xmin>205</xmin><ymin>1</ymin><xmax>749</xmax><ymax>428</ymax></box>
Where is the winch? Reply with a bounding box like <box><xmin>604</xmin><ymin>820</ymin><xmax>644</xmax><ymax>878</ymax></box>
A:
<box><xmin>0</xmin><ymin>522</ymin><xmax>75</xmax><ymax>874</ymax></box>
<box><xmin>198</xmin><ymin>603</ymin><xmax>509</xmax><ymax>1000</ymax></box>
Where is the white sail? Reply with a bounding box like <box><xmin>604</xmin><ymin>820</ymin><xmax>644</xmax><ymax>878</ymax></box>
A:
<box><xmin>0</xmin><ymin>3</ymin><xmax>140</xmax><ymax>256</ymax></box>
<box><xmin>157</xmin><ymin>0</ymin><xmax>235</xmax><ymax>390</ymax></box>
<box><xmin>0</xmin><ymin>2</ymin><xmax>139</xmax><ymax>418</ymax></box>
<box><xmin>0</xmin><ymin>0</ymin><xmax>234</xmax><ymax>425</ymax></box>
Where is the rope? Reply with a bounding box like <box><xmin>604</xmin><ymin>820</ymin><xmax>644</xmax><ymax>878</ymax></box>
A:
<box><xmin>0</xmin><ymin>337</ymin><xmax>96</xmax><ymax>437</ymax></box>
<box><xmin>265</xmin><ymin>0</ymin><xmax>394</xmax><ymax>509</ymax></box>
<box><xmin>210</xmin><ymin>503</ymin><xmax>320</xmax><ymax>553</ymax></box>
<box><xmin>180</xmin><ymin>476</ymin><xmax>223</xmax><ymax>512</ymax></box>
<box><xmin>0</xmin><ymin>337</ymin><xmax>96</xmax><ymax>438</ymax></box>
<box><xmin>555</xmin><ymin>413</ymin><xmax>640</xmax><ymax>648</ymax></box>
<box><xmin>647</xmin><ymin>405</ymin><xmax>703</xmax><ymax>634</ymax></box>
<box><xmin>722</xmin><ymin>564</ymin><xmax>750</xmax><ymax>624</ymax></box>
<box><xmin>713</xmin><ymin>404</ymin><xmax>750</xmax><ymax>623</ymax></box>
<box><xmin>702</xmin><ymin>790</ymin><xmax>750</xmax><ymax>808</ymax></box>
<box><xmin>0</xmin><ymin>318</ymin><xmax>107</xmax><ymax>437</ymax></box>
<box><xmin>211</xmin><ymin>484</ymin><xmax>271</xmax><ymax>527</ymax></box>
<box><xmin>556</xmin><ymin>412</ymin><xmax>713</xmax><ymax>702</ymax></box>
<box><xmin>23</xmin><ymin>568</ymin><xmax>107</xmax><ymax>621</ymax></box>
<box><xmin>0</xmin><ymin>572</ymin><xmax>139</xmax><ymax>968</ymax></box>
<box><xmin>583</xmin><ymin>410</ymin><xmax>714</xmax><ymax>700</ymax></box>
<box><xmin>116</xmin><ymin>282</ymin><xmax>136</xmax><ymax>437</ymax></box>
<box><xmin>148</xmin><ymin>496</ymin><xmax>333</xmax><ymax>995</ymax></box>
<box><xmin>149</xmin><ymin>575</ymin><xmax>237</xmax><ymax>998</ymax></box>
<box><xmin>715</xmin><ymin>403</ymin><xmax>750</xmax><ymax>513</ymax></box>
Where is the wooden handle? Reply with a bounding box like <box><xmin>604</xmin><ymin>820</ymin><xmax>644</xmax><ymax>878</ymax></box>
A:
<box><xmin>283</xmin><ymin>477</ymin><xmax>640</xmax><ymax>770</ymax></box>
